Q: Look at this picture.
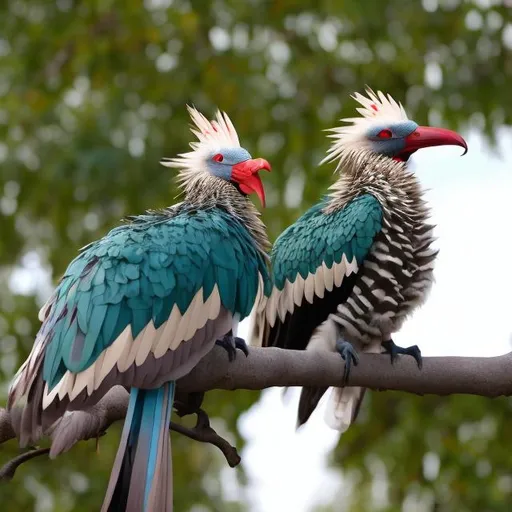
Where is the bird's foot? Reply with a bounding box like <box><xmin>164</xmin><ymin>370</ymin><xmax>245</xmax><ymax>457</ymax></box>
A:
<box><xmin>216</xmin><ymin>334</ymin><xmax>249</xmax><ymax>362</ymax></box>
<box><xmin>335</xmin><ymin>339</ymin><xmax>360</xmax><ymax>385</ymax></box>
<box><xmin>173</xmin><ymin>391</ymin><xmax>205</xmax><ymax>418</ymax></box>
<box><xmin>381</xmin><ymin>339</ymin><xmax>423</xmax><ymax>369</ymax></box>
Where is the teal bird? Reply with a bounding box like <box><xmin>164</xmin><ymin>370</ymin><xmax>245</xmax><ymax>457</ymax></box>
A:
<box><xmin>8</xmin><ymin>106</ymin><xmax>272</xmax><ymax>511</ymax></box>
<box><xmin>253</xmin><ymin>88</ymin><xmax>467</xmax><ymax>433</ymax></box>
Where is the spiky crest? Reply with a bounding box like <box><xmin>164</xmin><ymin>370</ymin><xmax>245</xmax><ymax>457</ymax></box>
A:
<box><xmin>159</xmin><ymin>106</ymin><xmax>271</xmax><ymax>257</ymax></box>
<box><xmin>321</xmin><ymin>87</ymin><xmax>409</xmax><ymax>170</ymax></box>
<box><xmin>160</xmin><ymin>105</ymin><xmax>241</xmax><ymax>191</ymax></box>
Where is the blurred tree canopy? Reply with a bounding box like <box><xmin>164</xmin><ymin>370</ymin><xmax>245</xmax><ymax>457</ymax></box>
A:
<box><xmin>0</xmin><ymin>0</ymin><xmax>511</xmax><ymax>510</ymax></box>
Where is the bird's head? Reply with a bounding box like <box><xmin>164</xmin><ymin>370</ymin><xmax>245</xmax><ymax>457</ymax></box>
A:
<box><xmin>161</xmin><ymin>106</ymin><xmax>271</xmax><ymax>206</ymax></box>
<box><xmin>322</xmin><ymin>88</ymin><xmax>467</xmax><ymax>167</ymax></box>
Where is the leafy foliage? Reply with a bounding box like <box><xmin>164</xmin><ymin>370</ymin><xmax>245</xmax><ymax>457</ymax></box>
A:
<box><xmin>0</xmin><ymin>0</ymin><xmax>511</xmax><ymax>510</ymax></box>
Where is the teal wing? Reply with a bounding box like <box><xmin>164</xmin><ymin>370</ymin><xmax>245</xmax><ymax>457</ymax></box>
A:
<box><xmin>260</xmin><ymin>193</ymin><xmax>383</xmax><ymax>349</ymax></box>
<box><xmin>13</xmin><ymin>207</ymin><xmax>269</xmax><ymax>410</ymax></box>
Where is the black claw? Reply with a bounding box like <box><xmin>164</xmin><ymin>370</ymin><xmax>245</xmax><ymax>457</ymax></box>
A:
<box><xmin>381</xmin><ymin>339</ymin><xmax>423</xmax><ymax>369</ymax></box>
<box><xmin>233</xmin><ymin>336</ymin><xmax>250</xmax><ymax>357</ymax></box>
<box><xmin>335</xmin><ymin>339</ymin><xmax>360</xmax><ymax>385</ymax></box>
<box><xmin>216</xmin><ymin>336</ymin><xmax>236</xmax><ymax>362</ymax></box>
<box><xmin>173</xmin><ymin>391</ymin><xmax>205</xmax><ymax>418</ymax></box>
<box><xmin>216</xmin><ymin>334</ymin><xmax>249</xmax><ymax>362</ymax></box>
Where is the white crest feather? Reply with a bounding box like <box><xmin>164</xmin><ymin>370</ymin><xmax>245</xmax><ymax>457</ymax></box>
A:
<box><xmin>160</xmin><ymin>106</ymin><xmax>241</xmax><ymax>187</ymax></box>
<box><xmin>321</xmin><ymin>87</ymin><xmax>409</xmax><ymax>168</ymax></box>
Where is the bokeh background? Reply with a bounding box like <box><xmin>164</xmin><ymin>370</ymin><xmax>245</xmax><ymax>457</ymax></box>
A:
<box><xmin>1</xmin><ymin>1</ymin><xmax>512</xmax><ymax>510</ymax></box>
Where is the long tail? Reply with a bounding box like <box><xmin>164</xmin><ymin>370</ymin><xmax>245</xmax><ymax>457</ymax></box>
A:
<box><xmin>297</xmin><ymin>385</ymin><xmax>329</xmax><ymax>427</ymax></box>
<box><xmin>324</xmin><ymin>386</ymin><xmax>367</xmax><ymax>432</ymax></box>
<box><xmin>101</xmin><ymin>382</ymin><xmax>175</xmax><ymax>512</ymax></box>
<box><xmin>296</xmin><ymin>319</ymin><xmax>381</xmax><ymax>432</ymax></box>
<box><xmin>298</xmin><ymin>383</ymin><xmax>367</xmax><ymax>432</ymax></box>
<box><xmin>321</xmin><ymin>340</ymin><xmax>382</xmax><ymax>432</ymax></box>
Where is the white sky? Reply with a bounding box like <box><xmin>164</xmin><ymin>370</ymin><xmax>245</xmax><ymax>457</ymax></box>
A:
<box><xmin>236</xmin><ymin>129</ymin><xmax>512</xmax><ymax>512</ymax></box>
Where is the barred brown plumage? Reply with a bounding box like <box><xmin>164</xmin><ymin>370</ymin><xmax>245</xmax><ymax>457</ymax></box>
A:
<box><xmin>252</xmin><ymin>88</ymin><xmax>466</xmax><ymax>435</ymax></box>
<box><xmin>327</xmin><ymin>150</ymin><xmax>437</xmax><ymax>345</ymax></box>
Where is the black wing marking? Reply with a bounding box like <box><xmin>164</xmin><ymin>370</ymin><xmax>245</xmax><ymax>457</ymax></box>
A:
<box><xmin>263</xmin><ymin>272</ymin><xmax>359</xmax><ymax>350</ymax></box>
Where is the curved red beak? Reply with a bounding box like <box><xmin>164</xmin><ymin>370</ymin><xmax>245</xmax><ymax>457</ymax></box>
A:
<box><xmin>231</xmin><ymin>158</ymin><xmax>271</xmax><ymax>207</ymax></box>
<box><xmin>403</xmin><ymin>126</ymin><xmax>468</xmax><ymax>157</ymax></box>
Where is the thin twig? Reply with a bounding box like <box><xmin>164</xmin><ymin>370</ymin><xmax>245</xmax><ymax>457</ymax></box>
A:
<box><xmin>170</xmin><ymin>409</ymin><xmax>241</xmax><ymax>467</ymax></box>
<box><xmin>0</xmin><ymin>414</ymin><xmax>240</xmax><ymax>481</ymax></box>
<box><xmin>0</xmin><ymin>448</ymin><xmax>50</xmax><ymax>481</ymax></box>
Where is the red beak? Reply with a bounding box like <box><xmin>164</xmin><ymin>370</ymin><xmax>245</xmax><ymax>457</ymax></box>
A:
<box><xmin>231</xmin><ymin>158</ymin><xmax>271</xmax><ymax>207</ymax></box>
<box><xmin>403</xmin><ymin>126</ymin><xmax>468</xmax><ymax>156</ymax></box>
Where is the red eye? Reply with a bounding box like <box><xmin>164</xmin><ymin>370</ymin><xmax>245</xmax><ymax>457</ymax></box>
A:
<box><xmin>212</xmin><ymin>153</ymin><xmax>224</xmax><ymax>163</ymax></box>
<box><xmin>377</xmin><ymin>129</ymin><xmax>393</xmax><ymax>139</ymax></box>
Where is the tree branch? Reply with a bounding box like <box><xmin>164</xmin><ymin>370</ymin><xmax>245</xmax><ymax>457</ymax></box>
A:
<box><xmin>179</xmin><ymin>346</ymin><xmax>512</xmax><ymax>397</ymax></box>
<box><xmin>170</xmin><ymin>410</ymin><xmax>241</xmax><ymax>468</ymax></box>
<box><xmin>1</xmin><ymin>346</ymin><xmax>511</xmax><ymax>461</ymax></box>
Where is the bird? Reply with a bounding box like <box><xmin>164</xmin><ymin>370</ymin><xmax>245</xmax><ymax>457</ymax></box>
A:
<box><xmin>7</xmin><ymin>105</ymin><xmax>272</xmax><ymax>511</ymax></box>
<box><xmin>252</xmin><ymin>87</ymin><xmax>467</xmax><ymax>434</ymax></box>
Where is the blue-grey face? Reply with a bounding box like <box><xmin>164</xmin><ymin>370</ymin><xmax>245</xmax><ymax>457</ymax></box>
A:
<box><xmin>366</xmin><ymin>120</ymin><xmax>419</xmax><ymax>157</ymax></box>
<box><xmin>206</xmin><ymin>147</ymin><xmax>252</xmax><ymax>180</ymax></box>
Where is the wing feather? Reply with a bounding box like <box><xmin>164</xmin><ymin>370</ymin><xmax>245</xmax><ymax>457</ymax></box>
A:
<box><xmin>207</xmin><ymin>285</ymin><xmax>221</xmax><ymax>321</ymax></box>
<box><xmin>135</xmin><ymin>321</ymin><xmax>158</xmax><ymax>367</ymax></box>
<box><xmin>15</xmin><ymin>207</ymin><xmax>270</xmax><ymax>415</ymax></box>
<box><xmin>184</xmin><ymin>289</ymin><xmax>206</xmax><ymax>341</ymax></box>
<box><xmin>155</xmin><ymin>305</ymin><xmax>181</xmax><ymax>356</ymax></box>
<box><xmin>293</xmin><ymin>274</ymin><xmax>305</xmax><ymax>307</ymax></box>
<box><xmin>304</xmin><ymin>273</ymin><xmax>315</xmax><ymax>304</ymax></box>
<box><xmin>257</xmin><ymin>194</ymin><xmax>383</xmax><ymax>351</ymax></box>
<box><xmin>314</xmin><ymin>267</ymin><xmax>325</xmax><ymax>299</ymax></box>
<box><xmin>334</xmin><ymin>259</ymin><xmax>346</xmax><ymax>287</ymax></box>
<box><xmin>323</xmin><ymin>262</ymin><xmax>334</xmax><ymax>292</ymax></box>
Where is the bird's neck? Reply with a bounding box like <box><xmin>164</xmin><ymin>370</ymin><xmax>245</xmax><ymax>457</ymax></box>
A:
<box><xmin>184</xmin><ymin>175</ymin><xmax>271</xmax><ymax>256</ymax></box>
<box><xmin>323</xmin><ymin>149</ymin><xmax>424</xmax><ymax>215</ymax></box>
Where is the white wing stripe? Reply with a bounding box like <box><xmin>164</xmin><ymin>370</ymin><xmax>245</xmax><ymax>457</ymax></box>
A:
<box><xmin>265</xmin><ymin>257</ymin><xmax>359</xmax><ymax>327</ymax></box>
<box><xmin>157</xmin><ymin>304</ymin><xmax>181</xmax><ymax>355</ymax></box>
<box><xmin>304</xmin><ymin>273</ymin><xmax>315</xmax><ymax>304</ymax></box>
<box><xmin>314</xmin><ymin>267</ymin><xmax>325</xmax><ymax>299</ymax></box>
<box><xmin>116</xmin><ymin>325</ymin><xmax>135</xmax><ymax>372</ymax></box>
<box><xmin>135</xmin><ymin>321</ymin><xmax>158</xmax><ymax>366</ymax></box>
<box><xmin>293</xmin><ymin>274</ymin><xmax>304</xmax><ymax>307</ymax></box>
<box><xmin>42</xmin><ymin>285</ymin><xmax>227</xmax><ymax>409</ymax></box>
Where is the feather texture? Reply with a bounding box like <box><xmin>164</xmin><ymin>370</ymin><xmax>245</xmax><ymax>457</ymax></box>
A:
<box><xmin>260</xmin><ymin>194</ymin><xmax>381</xmax><ymax>331</ymax></box>
<box><xmin>321</xmin><ymin>88</ymin><xmax>409</xmax><ymax>168</ymax></box>
<box><xmin>101</xmin><ymin>382</ymin><xmax>175</xmax><ymax>512</ymax></box>
<box><xmin>254</xmin><ymin>150</ymin><xmax>437</xmax><ymax>434</ymax></box>
<box><xmin>10</xmin><ymin>205</ymin><xmax>270</xmax><ymax>443</ymax></box>
<box><xmin>160</xmin><ymin>106</ymin><xmax>241</xmax><ymax>195</ymax></box>
<box><xmin>9</xmin><ymin>104</ymin><xmax>273</xmax><ymax>512</ymax></box>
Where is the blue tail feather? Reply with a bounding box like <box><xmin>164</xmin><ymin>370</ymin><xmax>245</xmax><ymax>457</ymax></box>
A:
<box><xmin>101</xmin><ymin>381</ymin><xmax>175</xmax><ymax>512</ymax></box>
